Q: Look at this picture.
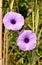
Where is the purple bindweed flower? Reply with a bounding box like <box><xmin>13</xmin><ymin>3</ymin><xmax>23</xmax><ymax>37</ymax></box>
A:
<box><xmin>28</xmin><ymin>9</ymin><xmax>32</xmax><ymax>13</ymax></box>
<box><xmin>3</xmin><ymin>12</ymin><xmax>24</xmax><ymax>30</ymax></box>
<box><xmin>17</xmin><ymin>30</ymin><xmax>37</xmax><ymax>51</ymax></box>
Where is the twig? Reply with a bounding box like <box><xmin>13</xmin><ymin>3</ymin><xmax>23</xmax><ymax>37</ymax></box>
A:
<box><xmin>5</xmin><ymin>0</ymin><xmax>14</xmax><ymax>65</ymax></box>
<box><xmin>3</xmin><ymin>29</ymin><xmax>8</xmax><ymax>65</ymax></box>
<box><xmin>6</xmin><ymin>30</ymin><xmax>9</xmax><ymax>65</ymax></box>
<box><xmin>3</xmin><ymin>29</ymin><xmax>6</xmax><ymax>65</ymax></box>
<box><xmin>0</xmin><ymin>0</ymin><xmax>2</xmax><ymax>65</ymax></box>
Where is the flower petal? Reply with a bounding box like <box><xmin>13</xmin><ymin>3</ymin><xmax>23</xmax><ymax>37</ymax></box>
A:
<box><xmin>17</xmin><ymin>30</ymin><xmax>37</xmax><ymax>51</ymax></box>
<box><xmin>3</xmin><ymin>12</ymin><xmax>24</xmax><ymax>30</ymax></box>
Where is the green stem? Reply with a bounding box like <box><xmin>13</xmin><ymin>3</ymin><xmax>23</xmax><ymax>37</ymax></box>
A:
<box><xmin>36</xmin><ymin>8</ymin><xmax>39</xmax><ymax>34</ymax></box>
<box><xmin>38</xmin><ymin>28</ymin><xmax>42</xmax><ymax>40</ymax></box>
<box><xmin>16</xmin><ymin>0</ymin><xmax>19</xmax><ymax>12</ymax></box>
<box><xmin>4</xmin><ymin>1</ymin><xmax>14</xmax><ymax>65</ymax></box>
<box><xmin>32</xmin><ymin>11</ymin><xmax>34</xmax><ymax>32</ymax></box>
<box><xmin>10</xmin><ymin>0</ymin><xmax>14</xmax><ymax>11</ymax></box>
<box><xmin>35</xmin><ymin>0</ymin><xmax>39</xmax><ymax>34</ymax></box>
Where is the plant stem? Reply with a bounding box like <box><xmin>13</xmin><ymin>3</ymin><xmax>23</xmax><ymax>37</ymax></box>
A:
<box><xmin>38</xmin><ymin>28</ymin><xmax>42</xmax><ymax>46</ymax></box>
<box><xmin>3</xmin><ymin>29</ymin><xmax>6</xmax><ymax>65</ymax></box>
<box><xmin>3</xmin><ymin>1</ymin><xmax>14</xmax><ymax>65</ymax></box>
<box><xmin>35</xmin><ymin>0</ymin><xmax>39</xmax><ymax>34</ymax></box>
<box><xmin>32</xmin><ymin>11</ymin><xmax>34</xmax><ymax>32</ymax></box>
<box><xmin>0</xmin><ymin>3</ymin><xmax>2</xmax><ymax>65</ymax></box>
<box><xmin>31</xmin><ymin>1</ymin><xmax>35</xmax><ymax>65</ymax></box>
<box><xmin>6</xmin><ymin>30</ymin><xmax>8</xmax><ymax>65</ymax></box>
<box><xmin>38</xmin><ymin>28</ymin><xmax>42</xmax><ymax>40</ymax></box>
<box><xmin>5</xmin><ymin>1</ymin><xmax>14</xmax><ymax>65</ymax></box>
<box><xmin>16</xmin><ymin>0</ymin><xmax>19</xmax><ymax>12</ymax></box>
<box><xmin>10</xmin><ymin>0</ymin><xmax>14</xmax><ymax>11</ymax></box>
<box><xmin>36</xmin><ymin>8</ymin><xmax>39</xmax><ymax>34</ymax></box>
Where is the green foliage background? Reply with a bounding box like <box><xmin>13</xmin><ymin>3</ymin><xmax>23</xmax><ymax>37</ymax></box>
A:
<box><xmin>3</xmin><ymin>0</ymin><xmax>42</xmax><ymax>65</ymax></box>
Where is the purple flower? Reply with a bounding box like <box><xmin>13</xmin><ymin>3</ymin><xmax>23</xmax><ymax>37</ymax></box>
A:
<box><xmin>17</xmin><ymin>30</ymin><xmax>37</xmax><ymax>51</ymax></box>
<box><xmin>28</xmin><ymin>9</ymin><xmax>32</xmax><ymax>13</ymax></box>
<box><xmin>3</xmin><ymin>12</ymin><xmax>24</xmax><ymax>30</ymax></box>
